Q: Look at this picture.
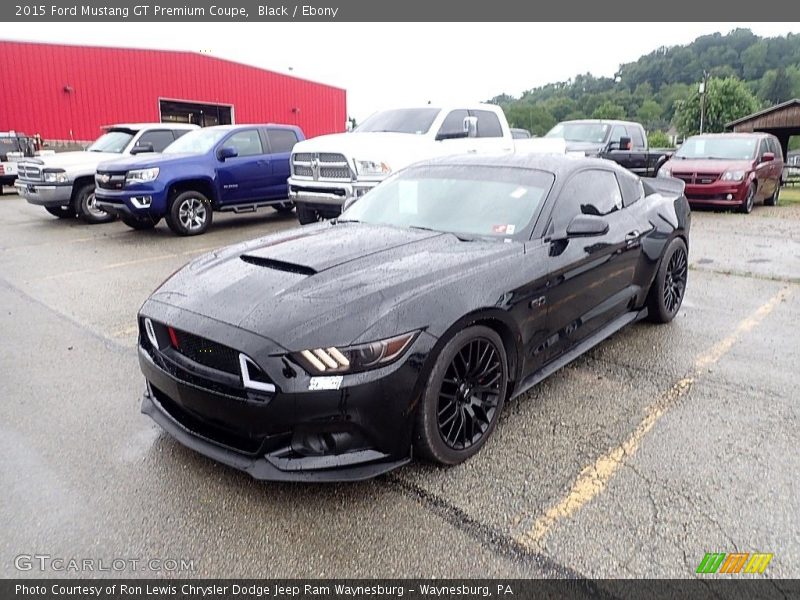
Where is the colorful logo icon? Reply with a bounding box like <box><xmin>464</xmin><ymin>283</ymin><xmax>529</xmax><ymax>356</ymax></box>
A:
<box><xmin>696</xmin><ymin>552</ymin><xmax>773</xmax><ymax>574</ymax></box>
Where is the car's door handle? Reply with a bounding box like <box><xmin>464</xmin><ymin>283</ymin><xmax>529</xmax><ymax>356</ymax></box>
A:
<box><xmin>626</xmin><ymin>230</ymin><xmax>640</xmax><ymax>239</ymax></box>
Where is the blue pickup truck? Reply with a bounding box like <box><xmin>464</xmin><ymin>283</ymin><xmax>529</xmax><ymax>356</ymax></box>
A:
<box><xmin>95</xmin><ymin>124</ymin><xmax>304</xmax><ymax>235</ymax></box>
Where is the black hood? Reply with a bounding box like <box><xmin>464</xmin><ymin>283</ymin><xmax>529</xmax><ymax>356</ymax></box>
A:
<box><xmin>150</xmin><ymin>222</ymin><xmax>520</xmax><ymax>350</ymax></box>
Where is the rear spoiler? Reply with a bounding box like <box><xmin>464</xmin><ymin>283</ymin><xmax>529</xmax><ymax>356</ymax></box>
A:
<box><xmin>642</xmin><ymin>176</ymin><xmax>685</xmax><ymax>198</ymax></box>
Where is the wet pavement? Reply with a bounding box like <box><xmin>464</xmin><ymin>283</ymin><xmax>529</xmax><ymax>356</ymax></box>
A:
<box><xmin>1</xmin><ymin>192</ymin><xmax>798</xmax><ymax>579</ymax></box>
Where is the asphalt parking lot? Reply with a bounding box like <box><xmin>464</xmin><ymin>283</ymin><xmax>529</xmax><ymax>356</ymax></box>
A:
<box><xmin>1</xmin><ymin>189</ymin><xmax>798</xmax><ymax>579</ymax></box>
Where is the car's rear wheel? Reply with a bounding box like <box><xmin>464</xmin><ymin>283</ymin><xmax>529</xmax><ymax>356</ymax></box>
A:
<box><xmin>74</xmin><ymin>184</ymin><xmax>115</xmax><ymax>224</ymax></box>
<box><xmin>272</xmin><ymin>201</ymin><xmax>294</xmax><ymax>214</ymax></box>
<box><xmin>166</xmin><ymin>191</ymin><xmax>212</xmax><ymax>236</ymax></box>
<box><xmin>646</xmin><ymin>237</ymin><xmax>688</xmax><ymax>324</ymax></box>
<box><xmin>296</xmin><ymin>204</ymin><xmax>319</xmax><ymax>225</ymax></box>
<box><xmin>45</xmin><ymin>206</ymin><xmax>75</xmax><ymax>219</ymax></box>
<box><xmin>739</xmin><ymin>183</ymin><xmax>756</xmax><ymax>214</ymax></box>
<box><xmin>764</xmin><ymin>184</ymin><xmax>780</xmax><ymax>207</ymax></box>
<box><xmin>121</xmin><ymin>215</ymin><xmax>160</xmax><ymax>230</ymax></box>
<box><xmin>415</xmin><ymin>326</ymin><xmax>508</xmax><ymax>465</ymax></box>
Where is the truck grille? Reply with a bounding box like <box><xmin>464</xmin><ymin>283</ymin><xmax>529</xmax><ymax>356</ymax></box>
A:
<box><xmin>292</xmin><ymin>152</ymin><xmax>352</xmax><ymax>181</ymax></box>
<box><xmin>95</xmin><ymin>171</ymin><xmax>126</xmax><ymax>190</ymax></box>
<box><xmin>17</xmin><ymin>163</ymin><xmax>41</xmax><ymax>181</ymax></box>
<box><xmin>672</xmin><ymin>172</ymin><xmax>720</xmax><ymax>185</ymax></box>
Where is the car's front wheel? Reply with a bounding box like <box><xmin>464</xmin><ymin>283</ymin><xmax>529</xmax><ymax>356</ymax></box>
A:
<box><xmin>764</xmin><ymin>184</ymin><xmax>780</xmax><ymax>207</ymax></box>
<box><xmin>166</xmin><ymin>191</ymin><xmax>212</xmax><ymax>236</ymax></box>
<box><xmin>296</xmin><ymin>203</ymin><xmax>319</xmax><ymax>225</ymax></box>
<box><xmin>415</xmin><ymin>325</ymin><xmax>508</xmax><ymax>465</ymax></box>
<box><xmin>121</xmin><ymin>215</ymin><xmax>160</xmax><ymax>230</ymax></box>
<box><xmin>646</xmin><ymin>237</ymin><xmax>688</xmax><ymax>324</ymax></box>
<box><xmin>74</xmin><ymin>184</ymin><xmax>115</xmax><ymax>224</ymax></box>
<box><xmin>739</xmin><ymin>183</ymin><xmax>756</xmax><ymax>214</ymax></box>
<box><xmin>45</xmin><ymin>206</ymin><xmax>75</xmax><ymax>219</ymax></box>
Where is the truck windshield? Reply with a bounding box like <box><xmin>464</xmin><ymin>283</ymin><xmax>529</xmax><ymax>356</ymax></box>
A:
<box><xmin>674</xmin><ymin>136</ymin><xmax>757</xmax><ymax>160</ymax></box>
<box><xmin>545</xmin><ymin>123</ymin><xmax>610</xmax><ymax>144</ymax></box>
<box><xmin>164</xmin><ymin>128</ymin><xmax>228</xmax><ymax>154</ymax></box>
<box><xmin>88</xmin><ymin>130</ymin><xmax>136</xmax><ymax>153</ymax></box>
<box><xmin>355</xmin><ymin>109</ymin><xmax>441</xmax><ymax>135</ymax></box>
<box><xmin>340</xmin><ymin>165</ymin><xmax>554</xmax><ymax>239</ymax></box>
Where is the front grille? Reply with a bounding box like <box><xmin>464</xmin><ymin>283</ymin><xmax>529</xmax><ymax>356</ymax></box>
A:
<box><xmin>18</xmin><ymin>163</ymin><xmax>41</xmax><ymax>181</ymax></box>
<box><xmin>672</xmin><ymin>172</ymin><xmax>720</xmax><ymax>185</ymax></box>
<box><xmin>95</xmin><ymin>172</ymin><xmax>126</xmax><ymax>190</ymax></box>
<box><xmin>292</xmin><ymin>152</ymin><xmax>351</xmax><ymax>181</ymax></box>
<box><xmin>172</xmin><ymin>329</ymin><xmax>240</xmax><ymax>375</ymax></box>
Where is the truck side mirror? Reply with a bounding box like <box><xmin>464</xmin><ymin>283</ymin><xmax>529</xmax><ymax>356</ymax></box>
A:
<box><xmin>217</xmin><ymin>146</ymin><xmax>238</xmax><ymax>161</ymax></box>
<box><xmin>618</xmin><ymin>136</ymin><xmax>632</xmax><ymax>150</ymax></box>
<box><xmin>131</xmin><ymin>142</ymin><xmax>155</xmax><ymax>155</ymax></box>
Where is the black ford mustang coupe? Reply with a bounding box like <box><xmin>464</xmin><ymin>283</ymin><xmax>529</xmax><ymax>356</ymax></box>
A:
<box><xmin>138</xmin><ymin>154</ymin><xmax>690</xmax><ymax>481</ymax></box>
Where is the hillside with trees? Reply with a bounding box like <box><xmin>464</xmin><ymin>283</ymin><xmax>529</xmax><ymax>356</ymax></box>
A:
<box><xmin>488</xmin><ymin>29</ymin><xmax>800</xmax><ymax>148</ymax></box>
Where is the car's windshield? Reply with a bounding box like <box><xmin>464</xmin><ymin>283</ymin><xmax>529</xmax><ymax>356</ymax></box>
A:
<box><xmin>341</xmin><ymin>165</ymin><xmax>554</xmax><ymax>239</ymax></box>
<box><xmin>355</xmin><ymin>109</ymin><xmax>441</xmax><ymax>135</ymax></box>
<box><xmin>545</xmin><ymin>122</ymin><xmax>610</xmax><ymax>144</ymax></box>
<box><xmin>674</xmin><ymin>136</ymin><xmax>758</xmax><ymax>160</ymax></box>
<box><xmin>87</xmin><ymin>130</ymin><xmax>136</xmax><ymax>153</ymax></box>
<box><xmin>0</xmin><ymin>138</ymin><xmax>22</xmax><ymax>152</ymax></box>
<box><xmin>163</xmin><ymin>128</ymin><xmax>229</xmax><ymax>154</ymax></box>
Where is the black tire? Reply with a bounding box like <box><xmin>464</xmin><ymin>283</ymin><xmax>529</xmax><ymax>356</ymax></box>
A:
<box><xmin>272</xmin><ymin>201</ymin><xmax>295</xmax><ymax>214</ymax></box>
<box><xmin>739</xmin><ymin>183</ymin><xmax>756</xmax><ymax>214</ymax></box>
<box><xmin>121</xmin><ymin>215</ymin><xmax>160</xmax><ymax>230</ymax></box>
<box><xmin>646</xmin><ymin>237</ymin><xmax>688</xmax><ymax>324</ymax></box>
<box><xmin>45</xmin><ymin>206</ymin><xmax>75</xmax><ymax>219</ymax></box>
<box><xmin>296</xmin><ymin>203</ymin><xmax>319</xmax><ymax>225</ymax></box>
<box><xmin>73</xmin><ymin>184</ymin><xmax>115</xmax><ymax>224</ymax></box>
<box><xmin>165</xmin><ymin>190</ymin><xmax>212</xmax><ymax>236</ymax></box>
<box><xmin>764</xmin><ymin>184</ymin><xmax>780</xmax><ymax>207</ymax></box>
<box><xmin>414</xmin><ymin>325</ymin><xmax>508</xmax><ymax>465</ymax></box>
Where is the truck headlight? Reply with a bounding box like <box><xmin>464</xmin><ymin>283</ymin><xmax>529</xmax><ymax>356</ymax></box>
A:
<box><xmin>720</xmin><ymin>170</ymin><xmax>746</xmax><ymax>182</ymax></box>
<box><xmin>126</xmin><ymin>167</ymin><xmax>160</xmax><ymax>185</ymax></box>
<box><xmin>42</xmin><ymin>169</ymin><xmax>68</xmax><ymax>183</ymax></box>
<box><xmin>355</xmin><ymin>160</ymin><xmax>391</xmax><ymax>176</ymax></box>
<box><xmin>292</xmin><ymin>331</ymin><xmax>418</xmax><ymax>375</ymax></box>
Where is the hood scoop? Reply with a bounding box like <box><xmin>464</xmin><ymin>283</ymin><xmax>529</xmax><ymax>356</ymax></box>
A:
<box><xmin>240</xmin><ymin>254</ymin><xmax>317</xmax><ymax>276</ymax></box>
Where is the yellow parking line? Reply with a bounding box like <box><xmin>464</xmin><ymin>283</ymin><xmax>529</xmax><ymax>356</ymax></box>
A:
<box><xmin>32</xmin><ymin>246</ymin><xmax>217</xmax><ymax>281</ymax></box>
<box><xmin>514</xmin><ymin>286</ymin><xmax>791</xmax><ymax>551</ymax></box>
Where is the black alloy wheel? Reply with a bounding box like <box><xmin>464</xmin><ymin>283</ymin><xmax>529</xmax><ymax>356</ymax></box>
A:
<box><xmin>647</xmin><ymin>237</ymin><xmax>688</xmax><ymax>324</ymax></box>
<box><xmin>415</xmin><ymin>326</ymin><xmax>508</xmax><ymax>465</ymax></box>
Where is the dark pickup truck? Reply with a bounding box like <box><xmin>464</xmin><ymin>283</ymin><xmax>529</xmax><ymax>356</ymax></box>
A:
<box><xmin>544</xmin><ymin>119</ymin><xmax>671</xmax><ymax>177</ymax></box>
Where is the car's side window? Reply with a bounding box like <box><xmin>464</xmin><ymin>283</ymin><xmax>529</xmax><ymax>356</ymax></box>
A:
<box><xmin>172</xmin><ymin>129</ymin><xmax>191</xmax><ymax>140</ymax></box>
<box><xmin>135</xmin><ymin>130</ymin><xmax>175</xmax><ymax>152</ymax></box>
<box><xmin>225</xmin><ymin>129</ymin><xmax>264</xmax><ymax>157</ymax></box>
<box><xmin>267</xmin><ymin>129</ymin><xmax>299</xmax><ymax>153</ymax></box>
<box><xmin>630</xmin><ymin>126</ymin><xmax>646</xmax><ymax>149</ymax></box>
<box><xmin>769</xmin><ymin>137</ymin><xmax>783</xmax><ymax>160</ymax></box>
<box><xmin>759</xmin><ymin>139</ymin><xmax>770</xmax><ymax>161</ymax></box>
<box><xmin>437</xmin><ymin>109</ymin><xmax>469</xmax><ymax>138</ymax></box>
<box><xmin>471</xmin><ymin>110</ymin><xmax>503</xmax><ymax>138</ymax></box>
<box><xmin>553</xmin><ymin>170</ymin><xmax>623</xmax><ymax>232</ymax></box>
<box><xmin>616</xmin><ymin>169</ymin><xmax>645</xmax><ymax>207</ymax></box>
<box><xmin>610</xmin><ymin>125</ymin><xmax>629</xmax><ymax>146</ymax></box>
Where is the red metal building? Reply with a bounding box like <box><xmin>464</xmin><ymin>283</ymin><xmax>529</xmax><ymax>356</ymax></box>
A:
<box><xmin>0</xmin><ymin>40</ymin><xmax>346</xmax><ymax>144</ymax></box>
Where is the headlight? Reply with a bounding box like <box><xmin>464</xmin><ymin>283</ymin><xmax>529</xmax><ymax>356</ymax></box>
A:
<box><xmin>292</xmin><ymin>331</ymin><xmax>418</xmax><ymax>375</ymax></box>
<box><xmin>657</xmin><ymin>167</ymin><xmax>672</xmax><ymax>178</ymax></box>
<box><xmin>355</xmin><ymin>160</ymin><xmax>391</xmax><ymax>177</ymax></box>
<box><xmin>125</xmin><ymin>167</ymin><xmax>160</xmax><ymax>185</ymax></box>
<box><xmin>720</xmin><ymin>170</ymin><xmax>746</xmax><ymax>182</ymax></box>
<box><xmin>42</xmin><ymin>170</ymin><xmax>68</xmax><ymax>183</ymax></box>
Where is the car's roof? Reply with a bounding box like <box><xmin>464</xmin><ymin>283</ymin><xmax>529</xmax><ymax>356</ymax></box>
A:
<box><xmin>558</xmin><ymin>119</ymin><xmax>641</xmax><ymax>127</ymax></box>
<box><xmin>685</xmin><ymin>132</ymin><xmax>773</xmax><ymax>139</ymax></box>
<box><xmin>201</xmin><ymin>123</ymin><xmax>300</xmax><ymax>131</ymax></box>
<box><xmin>103</xmin><ymin>123</ymin><xmax>199</xmax><ymax>131</ymax></box>
<box><xmin>415</xmin><ymin>152</ymin><xmax>625</xmax><ymax>178</ymax></box>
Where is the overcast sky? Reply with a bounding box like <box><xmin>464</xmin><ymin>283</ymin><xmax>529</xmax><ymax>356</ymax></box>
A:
<box><xmin>4</xmin><ymin>23</ymin><xmax>799</xmax><ymax>120</ymax></box>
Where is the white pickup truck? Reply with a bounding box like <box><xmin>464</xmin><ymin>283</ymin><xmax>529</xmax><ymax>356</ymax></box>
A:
<box><xmin>288</xmin><ymin>104</ymin><xmax>561</xmax><ymax>224</ymax></box>
<box><xmin>16</xmin><ymin>123</ymin><xmax>197</xmax><ymax>223</ymax></box>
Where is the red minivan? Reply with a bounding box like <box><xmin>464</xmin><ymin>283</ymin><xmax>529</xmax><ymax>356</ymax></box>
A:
<box><xmin>658</xmin><ymin>132</ymin><xmax>784</xmax><ymax>213</ymax></box>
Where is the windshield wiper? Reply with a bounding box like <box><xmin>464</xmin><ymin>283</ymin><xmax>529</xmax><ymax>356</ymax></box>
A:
<box><xmin>408</xmin><ymin>225</ymin><xmax>475</xmax><ymax>242</ymax></box>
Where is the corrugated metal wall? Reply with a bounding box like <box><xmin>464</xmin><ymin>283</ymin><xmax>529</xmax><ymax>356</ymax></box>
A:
<box><xmin>0</xmin><ymin>40</ymin><xmax>346</xmax><ymax>141</ymax></box>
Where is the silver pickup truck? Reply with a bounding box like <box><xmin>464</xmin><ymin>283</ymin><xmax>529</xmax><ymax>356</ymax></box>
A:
<box><xmin>16</xmin><ymin>123</ymin><xmax>197</xmax><ymax>223</ymax></box>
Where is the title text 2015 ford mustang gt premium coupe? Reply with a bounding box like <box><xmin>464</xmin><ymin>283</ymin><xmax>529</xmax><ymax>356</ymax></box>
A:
<box><xmin>138</xmin><ymin>154</ymin><xmax>690</xmax><ymax>481</ymax></box>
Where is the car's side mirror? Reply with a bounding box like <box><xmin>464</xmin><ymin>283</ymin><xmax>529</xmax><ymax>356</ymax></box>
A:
<box><xmin>566</xmin><ymin>214</ymin><xmax>609</xmax><ymax>237</ymax></box>
<box><xmin>217</xmin><ymin>146</ymin><xmax>238</xmax><ymax>161</ymax></box>
<box><xmin>131</xmin><ymin>142</ymin><xmax>155</xmax><ymax>155</ymax></box>
<box><xmin>761</xmin><ymin>152</ymin><xmax>775</xmax><ymax>163</ymax></box>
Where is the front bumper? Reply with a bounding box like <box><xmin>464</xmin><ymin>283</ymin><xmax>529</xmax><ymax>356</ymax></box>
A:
<box><xmin>683</xmin><ymin>180</ymin><xmax>749</xmax><ymax>207</ymax></box>
<box><xmin>288</xmin><ymin>177</ymin><xmax>380</xmax><ymax>214</ymax></box>
<box><xmin>16</xmin><ymin>180</ymin><xmax>73</xmax><ymax>206</ymax></box>
<box><xmin>137</xmin><ymin>308</ymin><xmax>437</xmax><ymax>481</ymax></box>
<box><xmin>95</xmin><ymin>185</ymin><xmax>168</xmax><ymax>218</ymax></box>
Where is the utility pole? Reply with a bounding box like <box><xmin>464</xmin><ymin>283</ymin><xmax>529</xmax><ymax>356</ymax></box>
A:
<box><xmin>699</xmin><ymin>70</ymin><xmax>709</xmax><ymax>134</ymax></box>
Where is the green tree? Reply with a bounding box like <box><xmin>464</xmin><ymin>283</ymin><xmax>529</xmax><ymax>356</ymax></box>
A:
<box><xmin>674</xmin><ymin>77</ymin><xmax>760</xmax><ymax>136</ymax></box>
<box><xmin>592</xmin><ymin>101</ymin><xmax>626</xmax><ymax>120</ymax></box>
<box><xmin>759</xmin><ymin>67</ymin><xmax>794</xmax><ymax>104</ymax></box>
<box><xmin>647</xmin><ymin>130</ymin><xmax>673</xmax><ymax>148</ymax></box>
<box><xmin>636</xmin><ymin>100</ymin><xmax>663</xmax><ymax>129</ymax></box>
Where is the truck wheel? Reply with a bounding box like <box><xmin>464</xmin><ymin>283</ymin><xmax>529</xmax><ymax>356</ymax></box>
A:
<box><xmin>121</xmin><ymin>215</ymin><xmax>160</xmax><ymax>230</ymax></box>
<box><xmin>45</xmin><ymin>206</ymin><xmax>75</xmax><ymax>219</ymax></box>
<box><xmin>296</xmin><ymin>204</ymin><xmax>319</xmax><ymax>225</ymax></box>
<box><xmin>74</xmin><ymin>184</ymin><xmax>115</xmax><ymax>224</ymax></box>
<box><xmin>166</xmin><ymin>190</ymin><xmax>212</xmax><ymax>236</ymax></box>
<box><xmin>272</xmin><ymin>201</ymin><xmax>294</xmax><ymax>214</ymax></box>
